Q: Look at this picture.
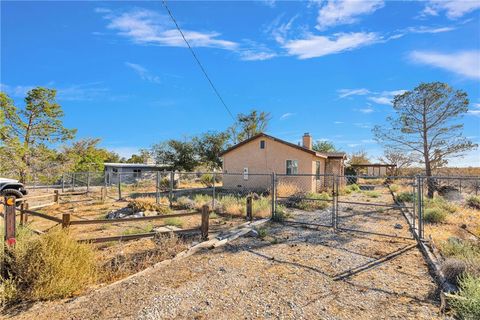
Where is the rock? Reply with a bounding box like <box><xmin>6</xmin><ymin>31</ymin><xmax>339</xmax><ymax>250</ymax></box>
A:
<box><xmin>106</xmin><ymin>207</ymin><xmax>135</xmax><ymax>219</ymax></box>
<box><xmin>245</xmin><ymin>229</ymin><xmax>259</xmax><ymax>238</ymax></box>
<box><xmin>394</xmin><ymin>223</ymin><xmax>403</xmax><ymax>229</ymax></box>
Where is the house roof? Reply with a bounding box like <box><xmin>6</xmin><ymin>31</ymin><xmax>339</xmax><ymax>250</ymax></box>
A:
<box><xmin>350</xmin><ymin>163</ymin><xmax>397</xmax><ymax>168</ymax></box>
<box><xmin>104</xmin><ymin>163</ymin><xmax>171</xmax><ymax>169</ymax></box>
<box><xmin>220</xmin><ymin>133</ymin><xmax>346</xmax><ymax>159</ymax></box>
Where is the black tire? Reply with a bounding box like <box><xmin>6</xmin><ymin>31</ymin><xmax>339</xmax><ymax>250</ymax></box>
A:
<box><xmin>1</xmin><ymin>188</ymin><xmax>24</xmax><ymax>199</ymax></box>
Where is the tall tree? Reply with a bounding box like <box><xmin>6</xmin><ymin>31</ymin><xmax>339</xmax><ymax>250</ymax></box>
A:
<box><xmin>62</xmin><ymin>138</ymin><xmax>120</xmax><ymax>172</ymax></box>
<box><xmin>228</xmin><ymin>110</ymin><xmax>270</xmax><ymax>144</ymax></box>
<box><xmin>373</xmin><ymin>82</ymin><xmax>477</xmax><ymax>197</ymax></box>
<box><xmin>312</xmin><ymin>140</ymin><xmax>337</xmax><ymax>153</ymax></box>
<box><xmin>193</xmin><ymin>131</ymin><xmax>229</xmax><ymax>170</ymax></box>
<box><xmin>151</xmin><ymin>140</ymin><xmax>198</xmax><ymax>171</ymax></box>
<box><xmin>126</xmin><ymin>149</ymin><xmax>151</xmax><ymax>164</ymax></box>
<box><xmin>0</xmin><ymin>88</ymin><xmax>76</xmax><ymax>182</ymax></box>
<box><xmin>348</xmin><ymin>150</ymin><xmax>370</xmax><ymax>165</ymax></box>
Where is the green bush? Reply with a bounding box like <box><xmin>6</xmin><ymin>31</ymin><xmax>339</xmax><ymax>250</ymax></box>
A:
<box><xmin>396</xmin><ymin>192</ymin><xmax>416</xmax><ymax>203</ymax></box>
<box><xmin>1</xmin><ymin>229</ymin><xmax>96</xmax><ymax>304</ymax></box>
<box><xmin>297</xmin><ymin>192</ymin><xmax>330</xmax><ymax>211</ymax></box>
<box><xmin>164</xmin><ymin>217</ymin><xmax>183</xmax><ymax>228</ymax></box>
<box><xmin>426</xmin><ymin>197</ymin><xmax>457</xmax><ymax>213</ymax></box>
<box><xmin>466</xmin><ymin>196</ymin><xmax>480</xmax><ymax>210</ymax></box>
<box><xmin>346</xmin><ymin>184</ymin><xmax>360</xmax><ymax>193</ymax></box>
<box><xmin>363</xmin><ymin>191</ymin><xmax>380</xmax><ymax>198</ymax></box>
<box><xmin>128</xmin><ymin>198</ymin><xmax>171</xmax><ymax>214</ymax></box>
<box><xmin>389</xmin><ymin>184</ymin><xmax>400</xmax><ymax>192</ymax></box>
<box><xmin>449</xmin><ymin>274</ymin><xmax>480</xmax><ymax>320</ymax></box>
<box><xmin>273</xmin><ymin>205</ymin><xmax>288</xmax><ymax>222</ymax></box>
<box><xmin>424</xmin><ymin>207</ymin><xmax>447</xmax><ymax>223</ymax></box>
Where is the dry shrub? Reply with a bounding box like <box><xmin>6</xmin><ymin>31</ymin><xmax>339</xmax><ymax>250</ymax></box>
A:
<box><xmin>389</xmin><ymin>184</ymin><xmax>400</xmax><ymax>192</ymax></box>
<box><xmin>276</xmin><ymin>182</ymin><xmax>300</xmax><ymax>197</ymax></box>
<box><xmin>1</xmin><ymin>229</ymin><xmax>96</xmax><ymax>304</ymax></box>
<box><xmin>297</xmin><ymin>192</ymin><xmax>330</xmax><ymax>211</ymax></box>
<box><xmin>100</xmin><ymin>234</ymin><xmax>187</xmax><ymax>283</ymax></box>
<box><xmin>220</xmin><ymin>195</ymin><xmax>245</xmax><ymax>216</ymax></box>
<box><xmin>252</xmin><ymin>197</ymin><xmax>272</xmax><ymax>218</ymax></box>
<box><xmin>424</xmin><ymin>207</ymin><xmax>447</xmax><ymax>223</ymax></box>
<box><xmin>128</xmin><ymin>197</ymin><xmax>171</xmax><ymax>214</ymax></box>
<box><xmin>441</xmin><ymin>258</ymin><xmax>467</xmax><ymax>284</ymax></box>
<box><xmin>441</xmin><ymin>238</ymin><xmax>480</xmax><ymax>277</ymax></box>
<box><xmin>466</xmin><ymin>196</ymin><xmax>480</xmax><ymax>210</ymax></box>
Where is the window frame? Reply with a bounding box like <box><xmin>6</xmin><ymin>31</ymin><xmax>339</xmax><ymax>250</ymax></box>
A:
<box><xmin>286</xmin><ymin>160</ymin><xmax>298</xmax><ymax>175</ymax></box>
<box><xmin>315</xmin><ymin>161</ymin><xmax>321</xmax><ymax>180</ymax></box>
<box><xmin>260</xmin><ymin>140</ymin><xmax>265</xmax><ymax>149</ymax></box>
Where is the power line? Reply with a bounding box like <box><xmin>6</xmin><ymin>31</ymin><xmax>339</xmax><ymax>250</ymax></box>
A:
<box><xmin>161</xmin><ymin>0</ymin><xmax>236</xmax><ymax>121</ymax></box>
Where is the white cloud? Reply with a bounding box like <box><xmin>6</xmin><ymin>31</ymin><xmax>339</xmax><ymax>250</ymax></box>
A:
<box><xmin>283</xmin><ymin>32</ymin><xmax>380</xmax><ymax>59</ymax></box>
<box><xmin>337</xmin><ymin>88</ymin><xmax>371</xmax><ymax>98</ymax></box>
<box><xmin>359</xmin><ymin>107</ymin><xmax>374</xmax><ymax>113</ymax></box>
<box><xmin>409</xmin><ymin>50</ymin><xmax>480</xmax><ymax>79</ymax></box>
<box><xmin>354</xmin><ymin>122</ymin><xmax>372</xmax><ymax>129</ymax></box>
<box><xmin>280</xmin><ymin>112</ymin><xmax>295</xmax><ymax>120</ymax></box>
<box><xmin>334</xmin><ymin>121</ymin><xmax>344</xmax><ymax>124</ymax></box>
<box><xmin>423</xmin><ymin>0</ymin><xmax>480</xmax><ymax>19</ymax></box>
<box><xmin>102</xmin><ymin>8</ymin><xmax>238</xmax><ymax>50</ymax></box>
<box><xmin>406</xmin><ymin>26</ymin><xmax>456</xmax><ymax>34</ymax></box>
<box><xmin>125</xmin><ymin>62</ymin><xmax>161</xmax><ymax>84</ymax></box>
<box><xmin>0</xmin><ymin>82</ymin><xmax>109</xmax><ymax>101</ymax></box>
<box><xmin>316</xmin><ymin>0</ymin><xmax>384</xmax><ymax>30</ymax></box>
<box><xmin>368</xmin><ymin>90</ymin><xmax>407</xmax><ymax>105</ymax></box>
<box><xmin>469</xmin><ymin>103</ymin><xmax>480</xmax><ymax>117</ymax></box>
<box><xmin>347</xmin><ymin>143</ymin><xmax>361</xmax><ymax>147</ymax></box>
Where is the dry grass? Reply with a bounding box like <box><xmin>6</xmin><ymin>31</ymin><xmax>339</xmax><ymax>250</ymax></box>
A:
<box><xmin>1</xmin><ymin>229</ymin><xmax>97</xmax><ymax>305</ymax></box>
<box><xmin>99</xmin><ymin>233</ymin><xmax>187</xmax><ymax>283</ymax></box>
<box><xmin>276</xmin><ymin>182</ymin><xmax>300</xmax><ymax>197</ymax></box>
<box><xmin>128</xmin><ymin>197</ymin><xmax>171</xmax><ymax>214</ymax></box>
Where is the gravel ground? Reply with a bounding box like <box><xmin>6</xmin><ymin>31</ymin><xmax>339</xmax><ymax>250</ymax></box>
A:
<box><xmin>3</xmin><ymin>189</ymin><xmax>443</xmax><ymax>320</ymax></box>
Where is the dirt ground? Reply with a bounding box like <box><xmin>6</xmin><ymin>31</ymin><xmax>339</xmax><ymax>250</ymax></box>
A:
<box><xmin>3</xmin><ymin>200</ymin><xmax>442</xmax><ymax>320</ymax></box>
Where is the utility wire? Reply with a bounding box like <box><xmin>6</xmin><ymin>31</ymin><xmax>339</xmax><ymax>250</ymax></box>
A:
<box><xmin>161</xmin><ymin>0</ymin><xmax>236</xmax><ymax>121</ymax></box>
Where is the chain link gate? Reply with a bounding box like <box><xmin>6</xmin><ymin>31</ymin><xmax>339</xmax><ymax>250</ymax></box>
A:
<box><xmin>333</xmin><ymin>175</ymin><xmax>418</xmax><ymax>240</ymax></box>
<box><xmin>274</xmin><ymin>173</ymin><xmax>336</xmax><ymax>228</ymax></box>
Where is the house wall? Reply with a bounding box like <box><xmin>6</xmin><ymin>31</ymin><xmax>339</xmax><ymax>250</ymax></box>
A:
<box><xmin>222</xmin><ymin>136</ymin><xmax>327</xmax><ymax>192</ymax></box>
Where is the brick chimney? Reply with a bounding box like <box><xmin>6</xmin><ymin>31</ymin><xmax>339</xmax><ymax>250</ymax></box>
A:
<box><xmin>302</xmin><ymin>133</ymin><xmax>312</xmax><ymax>150</ymax></box>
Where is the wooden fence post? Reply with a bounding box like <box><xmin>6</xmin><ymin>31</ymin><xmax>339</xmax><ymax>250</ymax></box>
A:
<box><xmin>201</xmin><ymin>205</ymin><xmax>209</xmax><ymax>241</ymax></box>
<box><xmin>101</xmin><ymin>186</ymin><xmax>106</xmax><ymax>203</ymax></box>
<box><xmin>20</xmin><ymin>202</ymin><xmax>25</xmax><ymax>226</ymax></box>
<box><xmin>246</xmin><ymin>196</ymin><xmax>253</xmax><ymax>222</ymax></box>
<box><xmin>4</xmin><ymin>197</ymin><xmax>16</xmax><ymax>246</ymax></box>
<box><xmin>62</xmin><ymin>173</ymin><xmax>65</xmax><ymax>193</ymax></box>
<box><xmin>62</xmin><ymin>213</ymin><xmax>71</xmax><ymax>228</ymax></box>
<box><xmin>156</xmin><ymin>171</ymin><xmax>160</xmax><ymax>204</ymax></box>
<box><xmin>87</xmin><ymin>172</ymin><xmax>91</xmax><ymax>193</ymax></box>
<box><xmin>117</xmin><ymin>173</ymin><xmax>122</xmax><ymax>200</ymax></box>
<box><xmin>54</xmin><ymin>190</ymin><xmax>60</xmax><ymax>205</ymax></box>
<box><xmin>24</xmin><ymin>203</ymin><xmax>29</xmax><ymax>224</ymax></box>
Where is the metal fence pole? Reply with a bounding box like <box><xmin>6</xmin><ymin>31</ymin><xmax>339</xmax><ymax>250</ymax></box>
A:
<box><xmin>71</xmin><ymin>173</ymin><xmax>75</xmax><ymax>191</ymax></box>
<box><xmin>416</xmin><ymin>176</ymin><xmax>424</xmax><ymax>239</ymax></box>
<box><xmin>271</xmin><ymin>172</ymin><xmax>276</xmax><ymax>218</ymax></box>
<box><xmin>62</xmin><ymin>173</ymin><xmax>65</xmax><ymax>193</ymax></box>
<box><xmin>412</xmin><ymin>177</ymin><xmax>416</xmax><ymax>233</ymax></box>
<box><xmin>169</xmin><ymin>171</ymin><xmax>174</xmax><ymax>207</ymax></box>
<box><xmin>155</xmin><ymin>171</ymin><xmax>160</xmax><ymax>204</ymax></box>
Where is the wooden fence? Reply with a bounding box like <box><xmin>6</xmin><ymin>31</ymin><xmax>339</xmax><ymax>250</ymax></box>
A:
<box><xmin>3</xmin><ymin>195</ymin><xmax>210</xmax><ymax>245</ymax></box>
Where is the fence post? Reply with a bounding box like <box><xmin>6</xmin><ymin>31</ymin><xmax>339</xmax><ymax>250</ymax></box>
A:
<box><xmin>169</xmin><ymin>171</ymin><xmax>174</xmax><ymax>207</ymax></box>
<box><xmin>246</xmin><ymin>196</ymin><xmax>253</xmax><ymax>222</ymax></box>
<box><xmin>62</xmin><ymin>173</ymin><xmax>65</xmax><ymax>193</ymax></box>
<box><xmin>271</xmin><ymin>172</ymin><xmax>276</xmax><ymax>219</ymax></box>
<box><xmin>71</xmin><ymin>173</ymin><xmax>75</xmax><ymax>192</ymax></box>
<box><xmin>62</xmin><ymin>213</ymin><xmax>71</xmax><ymax>228</ymax></box>
<box><xmin>87</xmin><ymin>172</ymin><xmax>91</xmax><ymax>193</ymax></box>
<box><xmin>201</xmin><ymin>205</ymin><xmax>209</xmax><ymax>241</ymax></box>
<box><xmin>4</xmin><ymin>197</ymin><xmax>16</xmax><ymax>246</ymax></box>
<box><xmin>155</xmin><ymin>171</ymin><xmax>160</xmax><ymax>204</ymax></box>
<box><xmin>19</xmin><ymin>202</ymin><xmax>25</xmax><ymax>226</ymax></box>
<box><xmin>101</xmin><ymin>187</ymin><xmax>106</xmax><ymax>203</ymax></box>
<box><xmin>416</xmin><ymin>176</ymin><xmax>424</xmax><ymax>239</ymax></box>
<box><xmin>332</xmin><ymin>175</ymin><xmax>337</xmax><ymax>231</ymax></box>
<box><xmin>117</xmin><ymin>173</ymin><xmax>122</xmax><ymax>200</ymax></box>
<box><xmin>212</xmin><ymin>171</ymin><xmax>216</xmax><ymax>211</ymax></box>
<box><xmin>24</xmin><ymin>203</ymin><xmax>29</xmax><ymax>224</ymax></box>
<box><xmin>54</xmin><ymin>190</ymin><xmax>60</xmax><ymax>205</ymax></box>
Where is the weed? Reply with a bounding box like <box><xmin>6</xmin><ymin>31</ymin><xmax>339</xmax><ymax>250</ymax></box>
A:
<box><xmin>441</xmin><ymin>258</ymin><xmax>467</xmax><ymax>284</ymax></box>
<box><xmin>396</xmin><ymin>192</ymin><xmax>416</xmax><ymax>203</ymax></box>
<box><xmin>1</xmin><ymin>229</ymin><xmax>96</xmax><ymax>304</ymax></box>
<box><xmin>448</xmin><ymin>274</ymin><xmax>480</xmax><ymax>320</ymax></box>
<box><xmin>441</xmin><ymin>238</ymin><xmax>480</xmax><ymax>277</ymax></box>
<box><xmin>276</xmin><ymin>182</ymin><xmax>300</xmax><ymax>197</ymax></box>
<box><xmin>255</xmin><ymin>227</ymin><xmax>268</xmax><ymax>239</ymax></box>
<box><xmin>363</xmin><ymin>191</ymin><xmax>381</xmax><ymax>198</ymax></box>
<box><xmin>424</xmin><ymin>207</ymin><xmax>447</xmax><ymax>223</ymax></box>
<box><xmin>128</xmin><ymin>197</ymin><xmax>171</xmax><ymax>214</ymax></box>
<box><xmin>252</xmin><ymin>196</ymin><xmax>271</xmax><ymax>218</ymax></box>
<box><xmin>346</xmin><ymin>184</ymin><xmax>361</xmax><ymax>193</ymax></box>
<box><xmin>175</xmin><ymin>196</ymin><xmax>196</xmax><ymax>210</ymax></box>
<box><xmin>164</xmin><ymin>217</ymin><xmax>183</xmax><ymax>228</ymax></box>
<box><xmin>199</xmin><ymin>174</ymin><xmax>215</xmax><ymax>187</ymax></box>
<box><xmin>273</xmin><ymin>205</ymin><xmax>288</xmax><ymax>222</ymax></box>
<box><xmin>425</xmin><ymin>197</ymin><xmax>457</xmax><ymax>213</ymax></box>
<box><xmin>389</xmin><ymin>184</ymin><xmax>400</xmax><ymax>192</ymax></box>
<box><xmin>122</xmin><ymin>224</ymin><xmax>153</xmax><ymax>236</ymax></box>
<box><xmin>466</xmin><ymin>196</ymin><xmax>480</xmax><ymax>210</ymax></box>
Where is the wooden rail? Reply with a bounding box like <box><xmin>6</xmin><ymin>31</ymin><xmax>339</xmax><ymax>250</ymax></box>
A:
<box><xmin>68</xmin><ymin>211</ymin><xmax>200</xmax><ymax>225</ymax></box>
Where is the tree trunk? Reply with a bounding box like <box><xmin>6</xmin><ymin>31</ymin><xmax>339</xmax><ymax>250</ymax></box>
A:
<box><xmin>422</xmin><ymin>99</ymin><xmax>434</xmax><ymax>198</ymax></box>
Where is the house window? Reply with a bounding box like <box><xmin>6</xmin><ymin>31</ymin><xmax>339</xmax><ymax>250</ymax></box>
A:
<box><xmin>112</xmin><ymin>168</ymin><xmax>118</xmax><ymax>173</ymax></box>
<box><xmin>260</xmin><ymin>140</ymin><xmax>265</xmax><ymax>149</ymax></box>
<box><xmin>133</xmin><ymin>169</ymin><xmax>141</xmax><ymax>178</ymax></box>
<box><xmin>286</xmin><ymin>160</ymin><xmax>298</xmax><ymax>175</ymax></box>
<box><xmin>316</xmin><ymin>161</ymin><xmax>321</xmax><ymax>179</ymax></box>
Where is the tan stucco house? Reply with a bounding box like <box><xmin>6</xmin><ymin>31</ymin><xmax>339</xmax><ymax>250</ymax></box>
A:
<box><xmin>220</xmin><ymin>133</ymin><xmax>346</xmax><ymax>192</ymax></box>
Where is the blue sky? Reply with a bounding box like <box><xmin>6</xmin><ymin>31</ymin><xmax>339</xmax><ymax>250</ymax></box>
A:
<box><xmin>1</xmin><ymin>0</ymin><xmax>480</xmax><ymax>165</ymax></box>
